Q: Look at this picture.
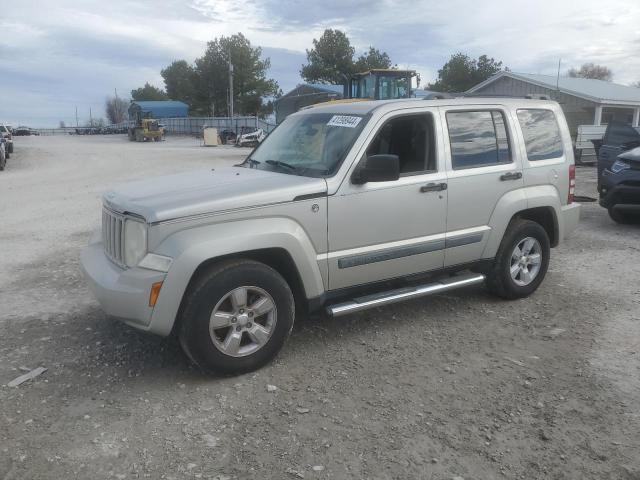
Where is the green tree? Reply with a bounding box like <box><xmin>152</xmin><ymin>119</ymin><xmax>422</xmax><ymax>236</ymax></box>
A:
<box><xmin>161</xmin><ymin>60</ymin><xmax>197</xmax><ymax>105</ymax></box>
<box><xmin>130</xmin><ymin>82</ymin><xmax>169</xmax><ymax>101</ymax></box>
<box><xmin>568</xmin><ymin>63</ymin><xmax>612</xmax><ymax>81</ymax></box>
<box><xmin>428</xmin><ymin>53</ymin><xmax>504</xmax><ymax>92</ymax></box>
<box><xmin>192</xmin><ymin>33</ymin><xmax>279</xmax><ymax>116</ymax></box>
<box><xmin>301</xmin><ymin>29</ymin><xmax>356</xmax><ymax>84</ymax></box>
<box><xmin>354</xmin><ymin>47</ymin><xmax>394</xmax><ymax>71</ymax></box>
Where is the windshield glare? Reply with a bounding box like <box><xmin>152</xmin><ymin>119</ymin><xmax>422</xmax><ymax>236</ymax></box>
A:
<box><xmin>246</xmin><ymin>112</ymin><xmax>367</xmax><ymax>177</ymax></box>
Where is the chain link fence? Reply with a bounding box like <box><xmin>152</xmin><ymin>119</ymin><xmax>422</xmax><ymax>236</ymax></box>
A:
<box><xmin>37</xmin><ymin>116</ymin><xmax>276</xmax><ymax>137</ymax></box>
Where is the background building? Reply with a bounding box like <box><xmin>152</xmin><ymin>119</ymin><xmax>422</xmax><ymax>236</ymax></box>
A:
<box><xmin>128</xmin><ymin>100</ymin><xmax>189</xmax><ymax>120</ymax></box>
<box><xmin>274</xmin><ymin>84</ymin><xmax>344</xmax><ymax>124</ymax></box>
<box><xmin>467</xmin><ymin>72</ymin><xmax>640</xmax><ymax>137</ymax></box>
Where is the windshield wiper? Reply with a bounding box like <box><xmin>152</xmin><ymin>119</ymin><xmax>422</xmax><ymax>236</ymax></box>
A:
<box><xmin>238</xmin><ymin>158</ymin><xmax>260</xmax><ymax>168</ymax></box>
<box><xmin>265</xmin><ymin>159</ymin><xmax>298</xmax><ymax>171</ymax></box>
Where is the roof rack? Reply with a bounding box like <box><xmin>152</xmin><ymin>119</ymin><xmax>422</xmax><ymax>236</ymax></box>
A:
<box><xmin>462</xmin><ymin>93</ymin><xmax>552</xmax><ymax>100</ymax></box>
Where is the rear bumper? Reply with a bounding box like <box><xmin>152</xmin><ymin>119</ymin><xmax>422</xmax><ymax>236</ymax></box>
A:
<box><xmin>81</xmin><ymin>240</ymin><xmax>166</xmax><ymax>332</ymax></box>
<box><xmin>559</xmin><ymin>202</ymin><xmax>580</xmax><ymax>242</ymax></box>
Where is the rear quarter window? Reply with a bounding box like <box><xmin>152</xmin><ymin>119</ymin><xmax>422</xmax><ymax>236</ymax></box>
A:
<box><xmin>517</xmin><ymin>109</ymin><xmax>564</xmax><ymax>161</ymax></box>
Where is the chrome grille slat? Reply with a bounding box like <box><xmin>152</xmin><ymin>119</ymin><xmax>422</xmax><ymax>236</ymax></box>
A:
<box><xmin>102</xmin><ymin>207</ymin><xmax>126</xmax><ymax>267</ymax></box>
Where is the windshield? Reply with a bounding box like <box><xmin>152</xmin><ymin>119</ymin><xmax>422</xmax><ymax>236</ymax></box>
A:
<box><xmin>243</xmin><ymin>112</ymin><xmax>368</xmax><ymax>177</ymax></box>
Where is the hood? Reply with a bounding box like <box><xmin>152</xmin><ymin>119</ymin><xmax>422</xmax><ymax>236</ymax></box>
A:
<box><xmin>103</xmin><ymin>166</ymin><xmax>327</xmax><ymax>223</ymax></box>
<box><xmin>618</xmin><ymin>146</ymin><xmax>640</xmax><ymax>163</ymax></box>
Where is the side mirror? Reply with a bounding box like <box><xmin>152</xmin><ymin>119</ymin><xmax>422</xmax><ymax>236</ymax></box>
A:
<box><xmin>352</xmin><ymin>154</ymin><xmax>400</xmax><ymax>184</ymax></box>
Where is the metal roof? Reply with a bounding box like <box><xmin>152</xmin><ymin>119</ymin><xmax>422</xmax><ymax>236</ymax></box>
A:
<box><xmin>468</xmin><ymin>72</ymin><xmax>640</xmax><ymax>106</ymax></box>
<box><xmin>129</xmin><ymin>100</ymin><xmax>189</xmax><ymax>117</ymax></box>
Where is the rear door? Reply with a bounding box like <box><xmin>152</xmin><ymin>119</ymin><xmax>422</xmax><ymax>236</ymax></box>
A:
<box><xmin>440</xmin><ymin>106</ymin><xmax>524</xmax><ymax>267</ymax></box>
<box><xmin>598</xmin><ymin>122</ymin><xmax>640</xmax><ymax>189</ymax></box>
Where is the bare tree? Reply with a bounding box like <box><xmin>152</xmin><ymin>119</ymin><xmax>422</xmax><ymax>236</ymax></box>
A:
<box><xmin>568</xmin><ymin>63</ymin><xmax>613</xmax><ymax>81</ymax></box>
<box><xmin>105</xmin><ymin>95</ymin><xmax>129</xmax><ymax>124</ymax></box>
<box><xmin>59</xmin><ymin>120</ymin><xmax>66</xmax><ymax>128</ymax></box>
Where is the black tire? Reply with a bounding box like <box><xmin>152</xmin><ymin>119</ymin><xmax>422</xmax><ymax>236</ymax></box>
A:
<box><xmin>178</xmin><ymin>259</ymin><xmax>295</xmax><ymax>375</ymax></box>
<box><xmin>486</xmin><ymin>219</ymin><xmax>550</xmax><ymax>300</ymax></box>
<box><xmin>8</xmin><ymin>143</ymin><xmax>13</xmax><ymax>154</ymax></box>
<box><xmin>0</xmin><ymin>149</ymin><xmax>5</xmax><ymax>171</ymax></box>
<box><xmin>608</xmin><ymin>206</ymin><xmax>638</xmax><ymax>224</ymax></box>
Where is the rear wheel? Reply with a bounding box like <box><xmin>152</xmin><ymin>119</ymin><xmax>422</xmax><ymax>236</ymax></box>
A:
<box><xmin>179</xmin><ymin>259</ymin><xmax>295</xmax><ymax>375</ymax></box>
<box><xmin>486</xmin><ymin>219</ymin><xmax>550</xmax><ymax>299</ymax></box>
<box><xmin>0</xmin><ymin>148</ymin><xmax>5</xmax><ymax>170</ymax></box>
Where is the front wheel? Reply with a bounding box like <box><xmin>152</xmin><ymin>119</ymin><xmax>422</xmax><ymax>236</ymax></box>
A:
<box><xmin>486</xmin><ymin>219</ymin><xmax>550</xmax><ymax>300</ymax></box>
<box><xmin>179</xmin><ymin>259</ymin><xmax>295</xmax><ymax>375</ymax></box>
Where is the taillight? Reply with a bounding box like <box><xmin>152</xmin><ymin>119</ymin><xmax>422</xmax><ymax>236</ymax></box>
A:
<box><xmin>568</xmin><ymin>164</ymin><xmax>576</xmax><ymax>203</ymax></box>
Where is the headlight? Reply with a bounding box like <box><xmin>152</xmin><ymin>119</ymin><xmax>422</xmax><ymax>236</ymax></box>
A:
<box><xmin>611</xmin><ymin>159</ymin><xmax>631</xmax><ymax>174</ymax></box>
<box><xmin>124</xmin><ymin>219</ymin><xmax>147</xmax><ymax>267</ymax></box>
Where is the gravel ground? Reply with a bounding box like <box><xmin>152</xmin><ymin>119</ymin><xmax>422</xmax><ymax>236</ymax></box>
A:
<box><xmin>1</xmin><ymin>135</ymin><xmax>639</xmax><ymax>480</ymax></box>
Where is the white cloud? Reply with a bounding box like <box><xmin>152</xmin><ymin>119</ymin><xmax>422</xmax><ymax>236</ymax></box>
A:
<box><xmin>0</xmin><ymin>0</ymin><xmax>638</xmax><ymax>126</ymax></box>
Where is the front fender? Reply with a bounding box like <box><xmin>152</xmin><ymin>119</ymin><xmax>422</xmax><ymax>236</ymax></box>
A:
<box><xmin>148</xmin><ymin>217</ymin><xmax>325</xmax><ymax>336</ymax></box>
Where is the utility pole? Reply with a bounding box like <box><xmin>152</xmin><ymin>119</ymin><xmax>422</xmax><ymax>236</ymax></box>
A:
<box><xmin>89</xmin><ymin>107</ymin><xmax>93</xmax><ymax>127</ymax></box>
<box><xmin>75</xmin><ymin>106</ymin><xmax>78</xmax><ymax>127</ymax></box>
<box><xmin>114</xmin><ymin>88</ymin><xmax>121</xmax><ymax>124</ymax></box>
<box><xmin>228</xmin><ymin>49</ymin><xmax>234</xmax><ymax>117</ymax></box>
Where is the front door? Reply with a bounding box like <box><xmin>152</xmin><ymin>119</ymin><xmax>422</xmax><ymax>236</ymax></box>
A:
<box><xmin>327</xmin><ymin>109</ymin><xmax>448</xmax><ymax>290</ymax></box>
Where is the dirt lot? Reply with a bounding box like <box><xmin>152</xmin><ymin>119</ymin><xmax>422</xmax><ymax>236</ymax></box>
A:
<box><xmin>1</xmin><ymin>135</ymin><xmax>639</xmax><ymax>480</ymax></box>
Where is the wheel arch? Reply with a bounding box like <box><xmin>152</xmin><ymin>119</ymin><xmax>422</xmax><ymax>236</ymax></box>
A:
<box><xmin>147</xmin><ymin>218</ymin><xmax>326</xmax><ymax>336</ymax></box>
<box><xmin>514</xmin><ymin>206</ymin><xmax>559</xmax><ymax>247</ymax></box>
<box><xmin>174</xmin><ymin>247</ymin><xmax>308</xmax><ymax>335</ymax></box>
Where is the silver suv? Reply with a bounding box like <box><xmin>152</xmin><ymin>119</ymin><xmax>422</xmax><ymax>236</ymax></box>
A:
<box><xmin>82</xmin><ymin>98</ymin><xmax>580</xmax><ymax>374</ymax></box>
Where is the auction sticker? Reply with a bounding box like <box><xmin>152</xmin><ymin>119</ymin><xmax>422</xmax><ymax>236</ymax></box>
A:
<box><xmin>327</xmin><ymin>115</ymin><xmax>362</xmax><ymax>128</ymax></box>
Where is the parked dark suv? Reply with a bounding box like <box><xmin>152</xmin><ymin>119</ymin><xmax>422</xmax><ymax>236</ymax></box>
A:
<box><xmin>596</xmin><ymin>121</ymin><xmax>640</xmax><ymax>223</ymax></box>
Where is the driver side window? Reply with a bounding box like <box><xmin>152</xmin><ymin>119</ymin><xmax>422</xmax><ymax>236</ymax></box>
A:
<box><xmin>366</xmin><ymin>113</ymin><xmax>436</xmax><ymax>175</ymax></box>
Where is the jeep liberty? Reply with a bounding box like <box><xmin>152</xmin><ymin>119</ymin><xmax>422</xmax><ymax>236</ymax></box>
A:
<box><xmin>82</xmin><ymin>98</ymin><xmax>581</xmax><ymax>374</ymax></box>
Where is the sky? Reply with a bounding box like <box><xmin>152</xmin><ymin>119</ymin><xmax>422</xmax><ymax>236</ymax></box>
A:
<box><xmin>1</xmin><ymin>0</ymin><xmax>639</xmax><ymax>127</ymax></box>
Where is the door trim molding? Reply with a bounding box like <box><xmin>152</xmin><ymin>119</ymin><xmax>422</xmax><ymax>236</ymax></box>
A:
<box><xmin>334</xmin><ymin>229</ymin><xmax>487</xmax><ymax>269</ymax></box>
<box><xmin>337</xmin><ymin>239</ymin><xmax>446</xmax><ymax>269</ymax></box>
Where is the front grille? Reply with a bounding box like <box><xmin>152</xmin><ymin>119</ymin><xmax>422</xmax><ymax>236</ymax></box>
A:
<box><xmin>102</xmin><ymin>208</ymin><xmax>126</xmax><ymax>266</ymax></box>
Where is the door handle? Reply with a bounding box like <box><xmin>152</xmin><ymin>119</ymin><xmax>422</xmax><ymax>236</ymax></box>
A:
<box><xmin>420</xmin><ymin>182</ymin><xmax>448</xmax><ymax>193</ymax></box>
<box><xmin>500</xmin><ymin>171</ymin><xmax>522</xmax><ymax>181</ymax></box>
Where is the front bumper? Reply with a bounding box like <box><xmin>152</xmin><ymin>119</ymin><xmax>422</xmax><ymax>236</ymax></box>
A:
<box><xmin>599</xmin><ymin>169</ymin><xmax>640</xmax><ymax>208</ymax></box>
<box><xmin>81</xmin><ymin>240</ymin><xmax>166</xmax><ymax>332</ymax></box>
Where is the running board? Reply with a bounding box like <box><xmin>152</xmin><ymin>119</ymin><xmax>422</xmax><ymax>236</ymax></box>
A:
<box><xmin>326</xmin><ymin>273</ymin><xmax>486</xmax><ymax>317</ymax></box>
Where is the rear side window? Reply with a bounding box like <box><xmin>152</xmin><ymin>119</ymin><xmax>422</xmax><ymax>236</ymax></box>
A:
<box><xmin>517</xmin><ymin>109</ymin><xmax>564</xmax><ymax>161</ymax></box>
<box><xmin>446</xmin><ymin>111</ymin><xmax>511</xmax><ymax>169</ymax></box>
